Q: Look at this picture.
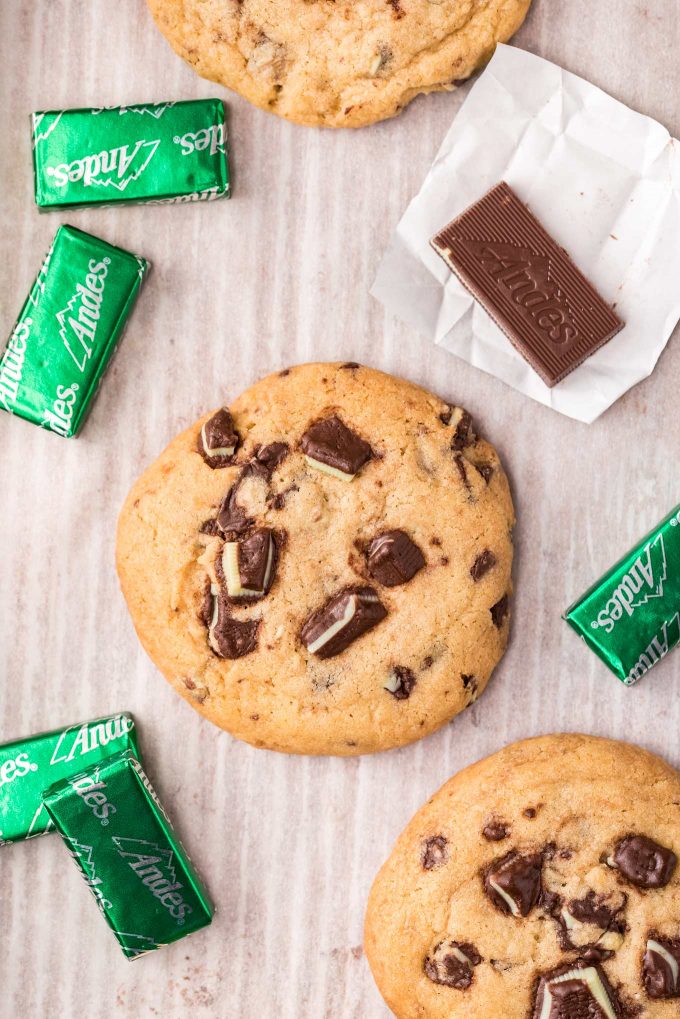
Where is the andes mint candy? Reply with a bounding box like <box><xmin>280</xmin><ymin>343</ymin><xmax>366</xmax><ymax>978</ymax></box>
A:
<box><xmin>301</xmin><ymin>415</ymin><xmax>373</xmax><ymax>481</ymax></box>
<box><xmin>383</xmin><ymin>665</ymin><xmax>416</xmax><ymax>700</ymax></box>
<box><xmin>207</xmin><ymin>593</ymin><xmax>258</xmax><ymax>659</ymax></box>
<box><xmin>424</xmin><ymin>940</ymin><xmax>482</xmax><ymax>990</ymax></box>
<box><xmin>611</xmin><ymin>834</ymin><xmax>677</xmax><ymax>889</ymax></box>
<box><xmin>301</xmin><ymin>586</ymin><xmax>386</xmax><ymax>659</ymax></box>
<box><xmin>532</xmin><ymin>960</ymin><xmax>621</xmax><ymax>1019</ymax></box>
<box><xmin>643</xmin><ymin>936</ymin><xmax>680</xmax><ymax>998</ymax></box>
<box><xmin>199</xmin><ymin>408</ymin><xmax>240</xmax><ymax>467</ymax></box>
<box><xmin>421</xmin><ymin>835</ymin><xmax>448</xmax><ymax>871</ymax></box>
<box><xmin>485</xmin><ymin>850</ymin><xmax>542</xmax><ymax>917</ymax></box>
<box><xmin>559</xmin><ymin>891</ymin><xmax>627</xmax><ymax>951</ymax></box>
<box><xmin>366</xmin><ymin>530</ymin><xmax>425</xmax><ymax>587</ymax></box>
<box><xmin>222</xmin><ymin>528</ymin><xmax>276</xmax><ymax>600</ymax></box>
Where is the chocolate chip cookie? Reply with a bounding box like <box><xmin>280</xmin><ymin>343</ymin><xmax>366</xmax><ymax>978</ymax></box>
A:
<box><xmin>365</xmin><ymin>734</ymin><xmax>680</xmax><ymax>1016</ymax></box>
<box><xmin>116</xmin><ymin>363</ymin><xmax>513</xmax><ymax>755</ymax></box>
<box><xmin>145</xmin><ymin>0</ymin><xmax>533</xmax><ymax>128</ymax></box>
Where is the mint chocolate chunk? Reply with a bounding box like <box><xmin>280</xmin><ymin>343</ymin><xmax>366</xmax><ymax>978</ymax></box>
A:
<box><xmin>301</xmin><ymin>586</ymin><xmax>386</xmax><ymax>659</ymax></box>
<box><xmin>301</xmin><ymin>415</ymin><xmax>373</xmax><ymax>480</ymax></box>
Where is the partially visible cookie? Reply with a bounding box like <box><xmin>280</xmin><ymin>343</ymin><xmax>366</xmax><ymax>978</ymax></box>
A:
<box><xmin>116</xmin><ymin>362</ymin><xmax>514</xmax><ymax>755</ymax></box>
<box><xmin>365</xmin><ymin>734</ymin><xmax>680</xmax><ymax>1017</ymax></box>
<box><xmin>145</xmin><ymin>0</ymin><xmax>533</xmax><ymax>128</ymax></box>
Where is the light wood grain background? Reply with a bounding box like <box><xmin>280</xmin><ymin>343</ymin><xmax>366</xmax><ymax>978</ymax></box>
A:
<box><xmin>1</xmin><ymin>2</ymin><xmax>679</xmax><ymax>1017</ymax></box>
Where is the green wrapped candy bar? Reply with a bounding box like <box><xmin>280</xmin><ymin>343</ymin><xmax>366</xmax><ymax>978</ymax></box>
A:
<box><xmin>0</xmin><ymin>713</ymin><xmax>138</xmax><ymax>845</ymax></box>
<box><xmin>42</xmin><ymin>750</ymin><xmax>213</xmax><ymax>958</ymax></box>
<box><xmin>32</xmin><ymin>99</ymin><xmax>229</xmax><ymax>209</ymax></box>
<box><xmin>0</xmin><ymin>225</ymin><xmax>147</xmax><ymax>437</ymax></box>
<box><xmin>565</xmin><ymin>505</ymin><xmax>680</xmax><ymax>685</ymax></box>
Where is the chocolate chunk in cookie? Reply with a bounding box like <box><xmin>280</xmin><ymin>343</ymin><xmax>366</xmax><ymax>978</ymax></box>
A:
<box><xmin>221</xmin><ymin>528</ymin><xmax>276</xmax><ymax>600</ymax></box>
<box><xmin>366</xmin><ymin>530</ymin><xmax>425</xmax><ymax>587</ymax></box>
<box><xmin>301</xmin><ymin>415</ymin><xmax>373</xmax><ymax>480</ymax></box>
<box><xmin>558</xmin><ymin>890</ymin><xmax>627</xmax><ymax>951</ymax></box>
<box><xmin>490</xmin><ymin>594</ymin><xmax>509</xmax><ymax>628</ymax></box>
<box><xmin>485</xmin><ymin>850</ymin><xmax>543</xmax><ymax>917</ymax></box>
<box><xmin>482</xmin><ymin>820</ymin><xmax>510</xmax><ymax>842</ymax></box>
<box><xmin>470</xmin><ymin>550</ymin><xmax>497</xmax><ymax>581</ymax></box>
<box><xmin>216</xmin><ymin>482</ymin><xmax>252</xmax><ymax>537</ymax></box>
<box><xmin>207</xmin><ymin>594</ymin><xmax>259</xmax><ymax>659</ymax></box>
<box><xmin>384</xmin><ymin>666</ymin><xmax>416</xmax><ymax>700</ymax></box>
<box><xmin>610</xmin><ymin>834</ymin><xmax>677</xmax><ymax>888</ymax></box>
<box><xmin>301</xmin><ymin>586</ymin><xmax>386</xmax><ymax>659</ymax></box>
<box><xmin>424</xmin><ymin>940</ymin><xmax>482</xmax><ymax>989</ymax></box>
<box><xmin>643</xmin><ymin>936</ymin><xmax>680</xmax><ymax>998</ymax></box>
<box><xmin>449</xmin><ymin>407</ymin><xmax>476</xmax><ymax>451</ymax></box>
<box><xmin>532</xmin><ymin>960</ymin><xmax>621</xmax><ymax>1019</ymax></box>
<box><xmin>246</xmin><ymin>442</ymin><xmax>289</xmax><ymax>479</ymax></box>
<box><xmin>422</xmin><ymin>835</ymin><xmax>448</xmax><ymax>871</ymax></box>
<box><xmin>199</xmin><ymin>408</ymin><xmax>240</xmax><ymax>467</ymax></box>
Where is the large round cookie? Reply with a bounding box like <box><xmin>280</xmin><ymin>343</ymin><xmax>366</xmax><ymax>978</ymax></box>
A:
<box><xmin>146</xmin><ymin>0</ymin><xmax>533</xmax><ymax>128</ymax></box>
<box><xmin>116</xmin><ymin>363</ymin><xmax>514</xmax><ymax>755</ymax></box>
<box><xmin>365</xmin><ymin>734</ymin><xmax>680</xmax><ymax>1017</ymax></box>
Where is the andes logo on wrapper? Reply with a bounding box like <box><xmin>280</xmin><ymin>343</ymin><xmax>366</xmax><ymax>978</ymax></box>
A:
<box><xmin>591</xmin><ymin>533</ymin><xmax>668</xmax><ymax>635</ymax></box>
<box><xmin>625</xmin><ymin>611</ymin><xmax>680</xmax><ymax>685</ymax></box>
<box><xmin>112</xmin><ymin>837</ymin><xmax>193</xmax><ymax>924</ymax></box>
<box><xmin>67</xmin><ymin>769</ymin><xmax>116</xmax><ymax>826</ymax></box>
<box><xmin>50</xmin><ymin>714</ymin><xmax>135</xmax><ymax>766</ymax></box>
<box><xmin>44</xmin><ymin>138</ymin><xmax>160</xmax><ymax>191</ymax></box>
<box><xmin>55</xmin><ymin>257</ymin><xmax>111</xmax><ymax>372</ymax></box>
<box><xmin>66</xmin><ymin>836</ymin><xmax>114</xmax><ymax>913</ymax></box>
<box><xmin>0</xmin><ymin>319</ymin><xmax>31</xmax><ymax>413</ymax></box>
<box><xmin>173</xmin><ymin>122</ymin><xmax>225</xmax><ymax>156</ymax></box>
<box><xmin>0</xmin><ymin>751</ymin><xmax>37</xmax><ymax>788</ymax></box>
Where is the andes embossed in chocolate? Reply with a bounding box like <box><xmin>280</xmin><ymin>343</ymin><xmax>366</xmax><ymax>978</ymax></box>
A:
<box><xmin>431</xmin><ymin>182</ymin><xmax>623</xmax><ymax>387</ymax></box>
<box><xmin>532</xmin><ymin>960</ymin><xmax>621</xmax><ymax>1019</ymax></box>
<box><xmin>644</xmin><ymin>936</ymin><xmax>680</xmax><ymax>998</ymax></box>
<box><xmin>199</xmin><ymin>408</ymin><xmax>239</xmax><ymax>468</ymax></box>
<box><xmin>424</xmin><ymin>940</ymin><xmax>482</xmax><ymax>990</ymax></box>
<box><xmin>301</xmin><ymin>586</ymin><xmax>386</xmax><ymax>659</ymax></box>
<box><xmin>366</xmin><ymin>530</ymin><xmax>425</xmax><ymax>587</ymax></box>
<box><xmin>610</xmin><ymin>834</ymin><xmax>677</xmax><ymax>889</ymax></box>
<box><xmin>301</xmin><ymin>415</ymin><xmax>372</xmax><ymax>481</ymax></box>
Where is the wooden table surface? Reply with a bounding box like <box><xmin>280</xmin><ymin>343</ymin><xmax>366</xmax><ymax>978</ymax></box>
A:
<box><xmin>1</xmin><ymin>2</ymin><xmax>679</xmax><ymax>1017</ymax></box>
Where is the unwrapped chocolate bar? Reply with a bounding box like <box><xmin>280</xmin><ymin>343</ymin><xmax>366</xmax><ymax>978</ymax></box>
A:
<box><xmin>32</xmin><ymin>99</ymin><xmax>229</xmax><ymax>209</ymax></box>
<box><xmin>565</xmin><ymin>505</ymin><xmax>680</xmax><ymax>685</ymax></box>
<box><xmin>0</xmin><ymin>713</ymin><xmax>138</xmax><ymax>845</ymax></box>
<box><xmin>43</xmin><ymin>750</ymin><xmax>213</xmax><ymax>958</ymax></box>
<box><xmin>0</xmin><ymin>225</ymin><xmax>147</xmax><ymax>436</ymax></box>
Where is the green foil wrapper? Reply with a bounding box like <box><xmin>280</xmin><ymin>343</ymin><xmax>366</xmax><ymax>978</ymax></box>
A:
<box><xmin>0</xmin><ymin>713</ymin><xmax>138</xmax><ymax>845</ymax></box>
<box><xmin>0</xmin><ymin>224</ymin><xmax>147</xmax><ymax>437</ymax></box>
<box><xmin>565</xmin><ymin>505</ymin><xmax>680</xmax><ymax>685</ymax></box>
<box><xmin>43</xmin><ymin>750</ymin><xmax>213</xmax><ymax>958</ymax></box>
<box><xmin>32</xmin><ymin>99</ymin><xmax>229</xmax><ymax>208</ymax></box>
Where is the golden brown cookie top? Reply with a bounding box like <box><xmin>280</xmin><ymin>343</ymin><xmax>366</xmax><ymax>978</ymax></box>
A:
<box><xmin>365</xmin><ymin>734</ymin><xmax>680</xmax><ymax>1016</ymax></box>
<box><xmin>146</xmin><ymin>0</ymin><xmax>533</xmax><ymax>127</ymax></box>
<box><xmin>116</xmin><ymin>363</ymin><xmax>514</xmax><ymax>754</ymax></box>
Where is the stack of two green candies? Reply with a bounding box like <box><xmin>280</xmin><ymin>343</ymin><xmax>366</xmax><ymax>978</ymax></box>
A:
<box><xmin>0</xmin><ymin>713</ymin><xmax>213</xmax><ymax>957</ymax></box>
<box><xmin>1</xmin><ymin>98</ymin><xmax>230</xmax><ymax>437</ymax></box>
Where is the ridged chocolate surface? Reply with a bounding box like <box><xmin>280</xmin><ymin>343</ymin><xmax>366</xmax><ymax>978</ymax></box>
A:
<box><xmin>431</xmin><ymin>182</ymin><xmax>623</xmax><ymax>387</ymax></box>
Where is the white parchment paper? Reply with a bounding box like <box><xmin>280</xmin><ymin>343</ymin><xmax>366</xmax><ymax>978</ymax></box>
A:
<box><xmin>372</xmin><ymin>44</ymin><xmax>680</xmax><ymax>423</ymax></box>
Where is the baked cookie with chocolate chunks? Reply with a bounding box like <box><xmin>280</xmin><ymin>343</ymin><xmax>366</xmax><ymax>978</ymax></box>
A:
<box><xmin>117</xmin><ymin>362</ymin><xmax>513</xmax><ymax>755</ymax></box>
<box><xmin>365</xmin><ymin>734</ymin><xmax>680</xmax><ymax>1016</ymax></box>
<box><xmin>145</xmin><ymin>0</ymin><xmax>533</xmax><ymax>128</ymax></box>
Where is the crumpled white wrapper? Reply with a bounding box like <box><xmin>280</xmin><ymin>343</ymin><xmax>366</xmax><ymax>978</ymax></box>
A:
<box><xmin>372</xmin><ymin>44</ymin><xmax>680</xmax><ymax>423</ymax></box>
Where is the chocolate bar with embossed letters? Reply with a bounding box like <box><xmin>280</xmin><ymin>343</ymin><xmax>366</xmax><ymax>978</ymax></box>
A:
<box><xmin>431</xmin><ymin>182</ymin><xmax>623</xmax><ymax>387</ymax></box>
